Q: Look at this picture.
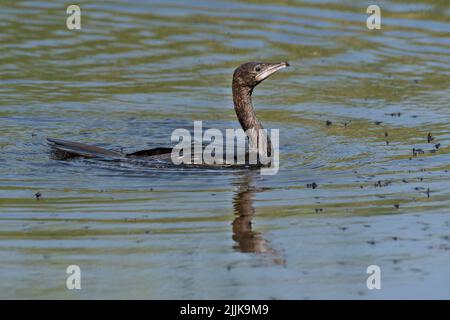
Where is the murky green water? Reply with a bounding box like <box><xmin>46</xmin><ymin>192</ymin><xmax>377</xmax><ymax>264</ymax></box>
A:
<box><xmin>1</xmin><ymin>0</ymin><xmax>450</xmax><ymax>299</ymax></box>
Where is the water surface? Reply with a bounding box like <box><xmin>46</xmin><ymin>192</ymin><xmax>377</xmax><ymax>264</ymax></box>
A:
<box><xmin>1</xmin><ymin>0</ymin><xmax>450</xmax><ymax>299</ymax></box>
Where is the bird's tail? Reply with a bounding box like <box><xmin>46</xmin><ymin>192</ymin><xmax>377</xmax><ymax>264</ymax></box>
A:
<box><xmin>47</xmin><ymin>138</ymin><xmax>123</xmax><ymax>160</ymax></box>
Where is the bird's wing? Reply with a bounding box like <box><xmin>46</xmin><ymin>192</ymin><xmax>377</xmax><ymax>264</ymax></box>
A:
<box><xmin>126</xmin><ymin>147</ymin><xmax>173</xmax><ymax>157</ymax></box>
<box><xmin>47</xmin><ymin>138</ymin><xmax>123</xmax><ymax>159</ymax></box>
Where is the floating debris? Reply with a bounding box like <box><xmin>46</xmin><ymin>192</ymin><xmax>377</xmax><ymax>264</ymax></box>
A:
<box><xmin>307</xmin><ymin>182</ymin><xmax>318</xmax><ymax>189</ymax></box>
<box><xmin>412</xmin><ymin>148</ymin><xmax>425</xmax><ymax>156</ymax></box>
<box><xmin>374</xmin><ymin>180</ymin><xmax>391</xmax><ymax>188</ymax></box>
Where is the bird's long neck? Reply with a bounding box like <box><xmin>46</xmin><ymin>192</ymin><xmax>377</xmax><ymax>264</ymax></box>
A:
<box><xmin>232</xmin><ymin>82</ymin><xmax>271</xmax><ymax>156</ymax></box>
<box><xmin>232</xmin><ymin>83</ymin><xmax>262</xmax><ymax>132</ymax></box>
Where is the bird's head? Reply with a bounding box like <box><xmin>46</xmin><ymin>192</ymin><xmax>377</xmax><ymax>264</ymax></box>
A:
<box><xmin>233</xmin><ymin>61</ymin><xmax>290</xmax><ymax>89</ymax></box>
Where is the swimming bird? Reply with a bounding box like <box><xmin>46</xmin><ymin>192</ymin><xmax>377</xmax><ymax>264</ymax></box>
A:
<box><xmin>47</xmin><ymin>61</ymin><xmax>289</xmax><ymax>166</ymax></box>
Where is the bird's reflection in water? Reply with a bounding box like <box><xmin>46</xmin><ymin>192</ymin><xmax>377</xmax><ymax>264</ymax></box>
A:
<box><xmin>232</xmin><ymin>173</ymin><xmax>285</xmax><ymax>265</ymax></box>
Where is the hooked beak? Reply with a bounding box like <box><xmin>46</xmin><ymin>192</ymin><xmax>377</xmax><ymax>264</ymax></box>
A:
<box><xmin>255</xmin><ymin>61</ymin><xmax>290</xmax><ymax>82</ymax></box>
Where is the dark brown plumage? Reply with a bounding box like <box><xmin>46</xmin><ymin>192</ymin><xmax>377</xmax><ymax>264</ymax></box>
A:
<box><xmin>47</xmin><ymin>61</ymin><xmax>289</xmax><ymax>164</ymax></box>
<box><xmin>233</xmin><ymin>62</ymin><xmax>289</xmax><ymax>132</ymax></box>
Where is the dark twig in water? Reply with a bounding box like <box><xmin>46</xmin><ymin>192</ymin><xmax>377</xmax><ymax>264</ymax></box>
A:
<box><xmin>374</xmin><ymin>180</ymin><xmax>391</xmax><ymax>188</ymax></box>
<box><xmin>412</xmin><ymin>148</ymin><xmax>425</xmax><ymax>157</ymax></box>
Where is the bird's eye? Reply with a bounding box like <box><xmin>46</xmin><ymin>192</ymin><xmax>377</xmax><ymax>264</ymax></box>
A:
<box><xmin>255</xmin><ymin>66</ymin><xmax>261</xmax><ymax>72</ymax></box>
